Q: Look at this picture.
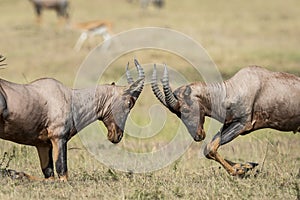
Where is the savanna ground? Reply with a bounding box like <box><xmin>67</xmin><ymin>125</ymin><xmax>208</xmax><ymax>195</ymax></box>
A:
<box><xmin>1</xmin><ymin>0</ymin><xmax>300</xmax><ymax>199</ymax></box>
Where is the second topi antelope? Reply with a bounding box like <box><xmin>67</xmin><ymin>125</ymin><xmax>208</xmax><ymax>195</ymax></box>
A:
<box><xmin>151</xmin><ymin>64</ymin><xmax>300</xmax><ymax>176</ymax></box>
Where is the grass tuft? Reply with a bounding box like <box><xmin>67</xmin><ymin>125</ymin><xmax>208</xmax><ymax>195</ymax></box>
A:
<box><xmin>0</xmin><ymin>148</ymin><xmax>16</xmax><ymax>178</ymax></box>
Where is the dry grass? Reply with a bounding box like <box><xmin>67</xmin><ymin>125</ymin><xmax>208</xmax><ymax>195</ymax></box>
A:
<box><xmin>0</xmin><ymin>0</ymin><xmax>300</xmax><ymax>199</ymax></box>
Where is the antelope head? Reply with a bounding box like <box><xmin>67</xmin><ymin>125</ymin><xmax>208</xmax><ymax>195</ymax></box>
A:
<box><xmin>102</xmin><ymin>59</ymin><xmax>145</xmax><ymax>143</ymax></box>
<box><xmin>151</xmin><ymin>65</ymin><xmax>206</xmax><ymax>142</ymax></box>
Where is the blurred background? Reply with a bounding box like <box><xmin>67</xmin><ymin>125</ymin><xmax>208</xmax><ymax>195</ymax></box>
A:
<box><xmin>1</xmin><ymin>0</ymin><xmax>300</xmax><ymax>84</ymax></box>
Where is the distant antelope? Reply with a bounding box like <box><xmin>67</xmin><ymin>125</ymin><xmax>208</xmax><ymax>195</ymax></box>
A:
<box><xmin>127</xmin><ymin>0</ymin><xmax>165</xmax><ymax>9</ymax></box>
<box><xmin>28</xmin><ymin>0</ymin><xmax>69</xmax><ymax>24</ymax></box>
<box><xmin>152</xmin><ymin>65</ymin><xmax>300</xmax><ymax>176</ymax></box>
<box><xmin>71</xmin><ymin>20</ymin><xmax>113</xmax><ymax>51</ymax></box>
<box><xmin>0</xmin><ymin>56</ymin><xmax>144</xmax><ymax>181</ymax></box>
<box><xmin>142</xmin><ymin>0</ymin><xmax>165</xmax><ymax>9</ymax></box>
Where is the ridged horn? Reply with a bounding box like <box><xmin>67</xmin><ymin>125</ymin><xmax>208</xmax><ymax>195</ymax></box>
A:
<box><xmin>133</xmin><ymin>58</ymin><xmax>145</xmax><ymax>95</ymax></box>
<box><xmin>126</xmin><ymin>78</ymin><xmax>144</xmax><ymax>98</ymax></box>
<box><xmin>126</xmin><ymin>62</ymin><xmax>134</xmax><ymax>84</ymax></box>
<box><xmin>134</xmin><ymin>58</ymin><xmax>145</xmax><ymax>80</ymax></box>
<box><xmin>151</xmin><ymin>64</ymin><xmax>167</xmax><ymax>106</ymax></box>
<box><xmin>161</xmin><ymin>65</ymin><xmax>179</xmax><ymax>109</ymax></box>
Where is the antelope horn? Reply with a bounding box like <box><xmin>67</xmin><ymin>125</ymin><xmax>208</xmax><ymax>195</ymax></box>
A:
<box><xmin>126</xmin><ymin>62</ymin><xmax>134</xmax><ymax>84</ymax></box>
<box><xmin>161</xmin><ymin>65</ymin><xmax>179</xmax><ymax>109</ymax></box>
<box><xmin>134</xmin><ymin>58</ymin><xmax>145</xmax><ymax>80</ymax></box>
<box><xmin>125</xmin><ymin>78</ymin><xmax>144</xmax><ymax>98</ymax></box>
<box><xmin>126</xmin><ymin>58</ymin><xmax>145</xmax><ymax>85</ymax></box>
<box><xmin>133</xmin><ymin>58</ymin><xmax>145</xmax><ymax>95</ymax></box>
<box><xmin>151</xmin><ymin>64</ymin><xmax>167</xmax><ymax>106</ymax></box>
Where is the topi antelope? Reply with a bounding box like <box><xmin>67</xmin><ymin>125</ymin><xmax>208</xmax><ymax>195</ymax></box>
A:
<box><xmin>28</xmin><ymin>0</ymin><xmax>69</xmax><ymax>24</ymax></box>
<box><xmin>0</xmin><ymin>57</ymin><xmax>144</xmax><ymax>181</ymax></box>
<box><xmin>152</xmin><ymin>65</ymin><xmax>300</xmax><ymax>176</ymax></box>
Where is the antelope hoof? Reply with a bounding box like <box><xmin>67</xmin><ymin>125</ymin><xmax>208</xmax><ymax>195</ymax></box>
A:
<box><xmin>58</xmin><ymin>175</ymin><xmax>68</xmax><ymax>182</ymax></box>
<box><xmin>231</xmin><ymin>162</ymin><xmax>259</xmax><ymax>177</ymax></box>
<box><xmin>44</xmin><ymin>176</ymin><xmax>55</xmax><ymax>182</ymax></box>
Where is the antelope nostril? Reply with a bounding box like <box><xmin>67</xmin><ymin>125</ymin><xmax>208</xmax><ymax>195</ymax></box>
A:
<box><xmin>194</xmin><ymin>133</ymin><xmax>205</xmax><ymax>142</ymax></box>
<box><xmin>118</xmin><ymin>133</ymin><xmax>123</xmax><ymax>141</ymax></box>
<box><xmin>194</xmin><ymin>135</ymin><xmax>200</xmax><ymax>142</ymax></box>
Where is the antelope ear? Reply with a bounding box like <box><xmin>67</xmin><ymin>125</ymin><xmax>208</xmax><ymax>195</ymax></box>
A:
<box><xmin>183</xmin><ymin>86</ymin><xmax>193</xmax><ymax>106</ymax></box>
<box><xmin>124</xmin><ymin>78</ymin><xmax>144</xmax><ymax>98</ymax></box>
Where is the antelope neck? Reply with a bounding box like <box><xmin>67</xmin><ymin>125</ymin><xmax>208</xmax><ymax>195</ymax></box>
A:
<box><xmin>71</xmin><ymin>85</ymin><xmax>115</xmax><ymax>131</ymax></box>
<box><xmin>193</xmin><ymin>82</ymin><xmax>227</xmax><ymax>122</ymax></box>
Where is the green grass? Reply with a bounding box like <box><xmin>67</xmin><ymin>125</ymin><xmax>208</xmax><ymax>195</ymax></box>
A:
<box><xmin>0</xmin><ymin>0</ymin><xmax>300</xmax><ymax>199</ymax></box>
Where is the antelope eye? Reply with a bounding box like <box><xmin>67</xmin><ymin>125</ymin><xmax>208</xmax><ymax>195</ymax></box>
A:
<box><xmin>127</xmin><ymin>99</ymin><xmax>134</xmax><ymax>109</ymax></box>
<box><xmin>181</xmin><ymin>106</ymin><xmax>189</xmax><ymax>113</ymax></box>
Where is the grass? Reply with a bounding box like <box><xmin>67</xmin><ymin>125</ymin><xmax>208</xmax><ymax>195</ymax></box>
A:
<box><xmin>0</xmin><ymin>0</ymin><xmax>300</xmax><ymax>199</ymax></box>
<box><xmin>0</xmin><ymin>134</ymin><xmax>299</xmax><ymax>199</ymax></box>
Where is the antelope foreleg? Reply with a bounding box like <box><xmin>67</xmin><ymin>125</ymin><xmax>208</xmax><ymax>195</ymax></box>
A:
<box><xmin>51</xmin><ymin>138</ymin><xmax>68</xmax><ymax>181</ymax></box>
<box><xmin>36</xmin><ymin>146</ymin><xmax>54</xmax><ymax>179</ymax></box>
<box><xmin>204</xmin><ymin>135</ymin><xmax>237</xmax><ymax>175</ymax></box>
<box><xmin>204</xmin><ymin>122</ymin><xmax>258</xmax><ymax>176</ymax></box>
